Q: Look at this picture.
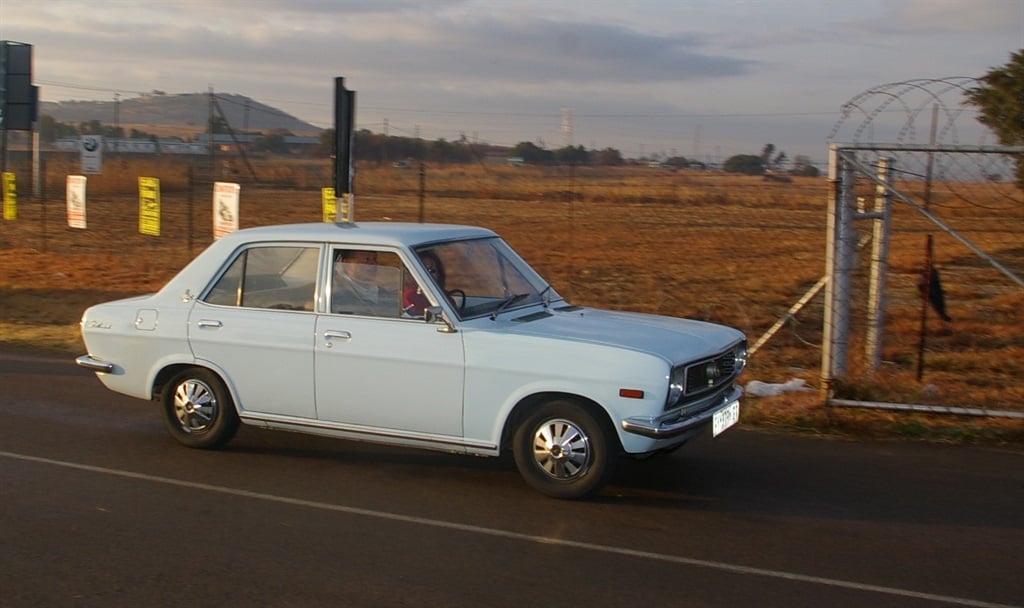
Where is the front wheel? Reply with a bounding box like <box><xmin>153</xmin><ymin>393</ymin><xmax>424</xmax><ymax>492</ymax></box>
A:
<box><xmin>161</xmin><ymin>368</ymin><xmax>239</xmax><ymax>449</ymax></box>
<box><xmin>512</xmin><ymin>400</ymin><xmax>618</xmax><ymax>499</ymax></box>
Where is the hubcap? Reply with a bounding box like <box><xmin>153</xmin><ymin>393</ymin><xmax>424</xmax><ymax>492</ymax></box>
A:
<box><xmin>531</xmin><ymin>418</ymin><xmax>590</xmax><ymax>480</ymax></box>
<box><xmin>173</xmin><ymin>379</ymin><xmax>217</xmax><ymax>434</ymax></box>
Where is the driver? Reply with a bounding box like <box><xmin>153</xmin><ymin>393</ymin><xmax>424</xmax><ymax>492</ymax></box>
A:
<box><xmin>402</xmin><ymin>250</ymin><xmax>445</xmax><ymax>317</ymax></box>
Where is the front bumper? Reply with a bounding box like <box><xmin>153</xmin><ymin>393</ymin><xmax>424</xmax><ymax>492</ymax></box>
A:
<box><xmin>621</xmin><ymin>385</ymin><xmax>742</xmax><ymax>439</ymax></box>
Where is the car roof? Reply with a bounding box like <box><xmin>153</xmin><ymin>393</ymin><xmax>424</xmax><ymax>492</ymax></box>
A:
<box><xmin>219</xmin><ymin>221</ymin><xmax>497</xmax><ymax>248</ymax></box>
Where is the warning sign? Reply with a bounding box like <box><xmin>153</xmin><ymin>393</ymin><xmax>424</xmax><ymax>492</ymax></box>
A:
<box><xmin>138</xmin><ymin>177</ymin><xmax>160</xmax><ymax>236</ymax></box>
<box><xmin>213</xmin><ymin>182</ymin><xmax>240</xmax><ymax>239</ymax></box>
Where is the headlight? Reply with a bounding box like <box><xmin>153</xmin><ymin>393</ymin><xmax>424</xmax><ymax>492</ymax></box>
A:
<box><xmin>667</xmin><ymin>366</ymin><xmax>686</xmax><ymax>406</ymax></box>
<box><xmin>733</xmin><ymin>342</ymin><xmax>748</xmax><ymax>375</ymax></box>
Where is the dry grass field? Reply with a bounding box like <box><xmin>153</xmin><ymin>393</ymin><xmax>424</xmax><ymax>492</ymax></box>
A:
<box><xmin>2</xmin><ymin>156</ymin><xmax>1022</xmax><ymax>443</ymax></box>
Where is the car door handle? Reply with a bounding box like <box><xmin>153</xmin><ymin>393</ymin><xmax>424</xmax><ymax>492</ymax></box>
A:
<box><xmin>323</xmin><ymin>330</ymin><xmax>352</xmax><ymax>344</ymax></box>
<box><xmin>196</xmin><ymin>319</ymin><xmax>223</xmax><ymax>329</ymax></box>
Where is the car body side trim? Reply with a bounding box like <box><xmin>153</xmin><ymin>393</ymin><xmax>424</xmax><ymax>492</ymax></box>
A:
<box><xmin>238</xmin><ymin>412</ymin><xmax>499</xmax><ymax>454</ymax></box>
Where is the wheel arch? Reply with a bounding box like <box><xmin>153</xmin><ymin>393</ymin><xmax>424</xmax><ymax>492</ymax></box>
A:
<box><xmin>152</xmin><ymin>363</ymin><xmax>233</xmax><ymax>407</ymax></box>
<box><xmin>499</xmin><ymin>391</ymin><xmax>622</xmax><ymax>455</ymax></box>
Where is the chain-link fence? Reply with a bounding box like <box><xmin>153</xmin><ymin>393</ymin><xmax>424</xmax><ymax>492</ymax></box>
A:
<box><xmin>816</xmin><ymin>79</ymin><xmax>1023</xmax><ymax>417</ymax></box>
<box><xmin>2</xmin><ymin>77</ymin><xmax>1022</xmax><ymax>421</ymax></box>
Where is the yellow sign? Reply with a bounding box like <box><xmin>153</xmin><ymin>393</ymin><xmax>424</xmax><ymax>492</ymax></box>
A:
<box><xmin>138</xmin><ymin>177</ymin><xmax>161</xmax><ymax>236</ymax></box>
<box><xmin>322</xmin><ymin>187</ymin><xmax>354</xmax><ymax>223</ymax></box>
<box><xmin>321</xmin><ymin>187</ymin><xmax>337</xmax><ymax>222</ymax></box>
<box><xmin>2</xmin><ymin>172</ymin><xmax>16</xmax><ymax>221</ymax></box>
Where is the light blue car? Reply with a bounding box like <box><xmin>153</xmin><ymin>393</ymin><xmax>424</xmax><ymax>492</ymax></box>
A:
<box><xmin>78</xmin><ymin>222</ymin><xmax>746</xmax><ymax>499</ymax></box>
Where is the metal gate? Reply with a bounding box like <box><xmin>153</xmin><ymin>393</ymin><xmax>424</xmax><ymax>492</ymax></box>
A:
<box><xmin>813</xmin><ymin>78</ymin><xmax>1023</xmax><ymax>417</ymax></box>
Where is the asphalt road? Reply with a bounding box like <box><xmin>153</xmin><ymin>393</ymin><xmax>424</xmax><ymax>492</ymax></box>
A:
<box><xmin>1</xmin><ymin>348</ymin><xmax>1022</xmax><ymax>608</ymax></box>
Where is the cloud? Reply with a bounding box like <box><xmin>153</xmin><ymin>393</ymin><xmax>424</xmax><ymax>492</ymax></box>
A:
<box><xmin>883</xmin><ymin>0</ymin><xmax>1023</xmax><ymax>34</ymax></box>
<box><xmin>3</xmin><ymin>0</ymin><xmax>1017</xmax><ymax>159</ymax></box>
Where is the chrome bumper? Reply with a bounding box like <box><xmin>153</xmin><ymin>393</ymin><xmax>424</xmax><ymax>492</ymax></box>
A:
<box><xmin>621</xmin><ymin>385</ymin><xmax>742</xmax><ymax>439</ymax></box>
<box><xmin>75</xmin><ymin>355</ymin><xmax>115</xmax><ymax>374</ymax></box>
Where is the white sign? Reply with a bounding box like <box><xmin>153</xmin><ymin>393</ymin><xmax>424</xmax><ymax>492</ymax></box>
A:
<box><xmin>81</xmin><ymin>136</ymin><xmax>103</xmax><ymax>174</ymax></box>
<box><xmin>66</xmin><ymin>175</ymin><xmax>87</xmax><ymax>229</ymax></box>
<box><xmin>213</xmin><ymin>181</ymin><xmax>240</xmax><ymax>239</ymax></box>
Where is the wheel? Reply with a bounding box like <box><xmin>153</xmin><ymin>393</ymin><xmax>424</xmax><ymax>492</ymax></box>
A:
<box><xmin>512</xmin><ymin>399</ymin><xmax>618</xmax><ymax>499</ymax></box>
<box><xmin>161</xmin><ymin>368</ymin><xmax>239</xmax><ymax>449</ymax></box>
<box><xmin>446</xmin><ymin>288</ymin><xmax>466</xmax><ymax>311</ymax></box>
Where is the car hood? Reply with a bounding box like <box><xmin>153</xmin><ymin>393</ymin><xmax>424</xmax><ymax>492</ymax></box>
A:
<box><xmin>501</xmin><ymin>306</ymin><xmax>745</xmax><ymax>364</ymax></box>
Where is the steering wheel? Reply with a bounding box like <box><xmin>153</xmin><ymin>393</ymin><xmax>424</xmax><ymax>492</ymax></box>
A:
<box><xmin>446</xmin><ymin>289</ymin><xmax>467</xmax><ymax>311</ymax></box>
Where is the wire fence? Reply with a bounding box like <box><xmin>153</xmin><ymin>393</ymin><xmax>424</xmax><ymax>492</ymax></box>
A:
<box><xmin>2</xmin><ymin>78</ymin><xmax>1022</xmax><ymax>419</ymax></box>
<box><xmin>819</xmin><ymin>79</ymin><xmax>1023</xmax><ymax>415</ymax></box>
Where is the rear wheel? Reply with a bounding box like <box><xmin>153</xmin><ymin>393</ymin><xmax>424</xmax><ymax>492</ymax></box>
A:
<box><xmin>161</xmin><ymin>368</ymin><xmax>239</xmax><ymax>449</ymax></box>
<box><xmin>512</xmin><ymin>399</ymin><xmax>618</xmax><ymax>499</ymax></box>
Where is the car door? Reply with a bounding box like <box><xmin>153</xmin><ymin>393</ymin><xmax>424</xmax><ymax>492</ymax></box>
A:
<box><xmin>188</xmin><ymin>244</ymin><xmax>320</xmax><ymax>419</ymax></box>
<box><xmin>314</xmin><ymin>248</ymin><xmax>465</xmax><ymax>437</ymax></box>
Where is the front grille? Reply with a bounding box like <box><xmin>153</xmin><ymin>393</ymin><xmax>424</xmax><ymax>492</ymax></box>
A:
<box><xmin>685</xmin><ymin>350</ymin><xmax>739</xmax><ymax>395</ymax></box>
<box><xmin>665</xmin><ymin>340</ymin><xmax>746</xmax><ymax>412</ymax></box>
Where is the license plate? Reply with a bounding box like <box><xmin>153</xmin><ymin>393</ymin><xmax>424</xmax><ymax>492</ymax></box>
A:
<box><xmin>712</xmin><ymin>401</ymin><xmax>740</xmax><ymax>437</ymax></box>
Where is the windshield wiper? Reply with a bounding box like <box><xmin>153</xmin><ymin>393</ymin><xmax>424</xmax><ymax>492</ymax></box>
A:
<box><xmin>490</xmin><ymin>293</ymin><xmax>530</xmax><ymax>320</ymax></box>
<box><xmin>538</xmin><ymin>284</ymin><xmax>553</xmax><ymax>308</ymax></box>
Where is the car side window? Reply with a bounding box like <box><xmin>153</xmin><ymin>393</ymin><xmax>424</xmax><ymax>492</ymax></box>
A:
<box><xmin>331</xmin><ymin>249</ymin><xmax>404</xmax><ymax>318</ymax></box>
<box><xmin>204</xmin><ymin>246</ymin><xmax>319</xmax><ymax>311</ymax></box>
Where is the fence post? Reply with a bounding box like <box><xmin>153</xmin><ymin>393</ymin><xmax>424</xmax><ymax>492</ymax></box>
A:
<box><xmin>821</xmin><ymin>146</ymin><xmax>857</xmax><ymax>395</ymax></box>
<box><xmin>865</xmin><ymin>156</ymin><xmax>893</xmax><ymax>374</ymax></box>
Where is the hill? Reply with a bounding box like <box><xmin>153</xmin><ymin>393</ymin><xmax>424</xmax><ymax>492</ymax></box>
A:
<box><xmin>39</xmin><ymin>92</ymin><xmax>322</xmax><ymax>135</ymax></box>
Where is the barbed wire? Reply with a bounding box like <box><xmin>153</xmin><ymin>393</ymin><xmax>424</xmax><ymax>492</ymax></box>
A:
<box><xmin>828</xmin><ymin>77</ymin><xmax>1022</xmax><ymax>208</ymax></box>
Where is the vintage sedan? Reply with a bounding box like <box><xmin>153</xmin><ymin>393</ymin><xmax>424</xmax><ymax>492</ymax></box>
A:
<box><xmin>77</xmin><ymin>222</ymin><xmax>747</xmax><ymax>499</ymax></box>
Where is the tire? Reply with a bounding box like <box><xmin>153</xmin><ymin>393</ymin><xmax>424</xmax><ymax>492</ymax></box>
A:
<box><xmin>161</xmin><ymin>368</ymin><xmax>239</xmax><ymax>449</ymax></box>
<box><xmin>512</xmin><ymin>399</ymin><xmax>618</xmax><ymax>499</ymax></box>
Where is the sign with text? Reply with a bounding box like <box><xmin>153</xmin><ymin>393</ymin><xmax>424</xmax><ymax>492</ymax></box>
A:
<box><xmin>66</xmin><ymin>175</ymin><xmax>87</xmax><ymax>229</ymax></box>
<box><xmin>138</xmin><ymin>177</ymin><xmax>161</xmax><ymax>236</ymax></box>
<box><xmin>81</xmin><ymin>135</ymin><xmax>103</xmax><ymax>174</ymax></box>
<box><xmin>321</xmin><ymin>187</ymin><xmax>337</xmax><ymax>222</ymax></box>
<box><xmin>2</xmin><ymin>172</ymin><xmax>16</xmax><ymax>220</ymax></box>
<box><xmin>212</xmin><ymin>181</ymin><xmax>240</xmax><ymax>239</ymax></box>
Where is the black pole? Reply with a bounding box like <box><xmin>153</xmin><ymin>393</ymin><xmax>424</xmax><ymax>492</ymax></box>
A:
<box><xmin>916</xmin><ymin>235</ymin><xmax>933</xmax><ymax>382</ymax></box>
<box><xmin>333</xmin><ymin>77</ymin><xmax>356</xmax><ymax>222</ymax></box>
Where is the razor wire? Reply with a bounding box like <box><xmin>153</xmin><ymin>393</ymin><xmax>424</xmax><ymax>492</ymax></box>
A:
<box><xmin>827</xmin><ymin>77</ymin><xmax>1022</xmax><ymax>208</ymax></box>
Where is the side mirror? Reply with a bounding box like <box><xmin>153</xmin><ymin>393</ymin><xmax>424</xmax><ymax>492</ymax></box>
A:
<box><xmin>425</xmin><ymin>306</ymin><xmax>457</xmax><ymax>333</ymax></box>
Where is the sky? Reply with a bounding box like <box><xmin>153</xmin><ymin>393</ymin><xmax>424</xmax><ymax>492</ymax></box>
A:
<box><xmin>2</xmin><ymin>0</ymin><xmax>1023</xmax><ymax>163</ymax></box>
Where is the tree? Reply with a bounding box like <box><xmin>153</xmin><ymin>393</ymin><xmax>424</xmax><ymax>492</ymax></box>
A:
<box><xmin>554</xmin><ymin>144</ymin><xmax>589</xmax><ymax>165</ymax></box>
<box><xmin>38</xmin><ymin>115</ymin><xmax>78</xmax><ymax>143</ymax></box>
<box><xmin>790</xmin><ymin>155</ymin><xmax>821</xmax><ymax>177</ymax></box>
<box><xmin>592</xmin><ymin>147</ymin><xmax>624</xmax><ymax>166</ymax></box>
<box><xmin>966</xmin><ymin>49</ymin><xmax>1024</xmax><ymax>186</ymax></box>
<box><xmin>723</xmin><ymin>154</ymin><xmax>764</xmax><ymax>175</ymax></box>
<box><xmin>664</xmin><ymin>155</ymin><xmax>689</xmax><ymax>169</ymax></box>
<box><xmin>771</xmin><ymin>151</ymin><xmax>788</xmax><ymax>172</ymax></box>
<box><xmin>511</xmin><ymin>141</ymin><xmax>554</xmax><ymax>164</ymax></box>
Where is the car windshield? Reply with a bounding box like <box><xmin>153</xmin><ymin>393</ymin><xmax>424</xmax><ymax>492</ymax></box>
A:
<box><xmin>414</xmin><ymin>237</ymin><xmax>560</xmax><ymax>319</ymax></box>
